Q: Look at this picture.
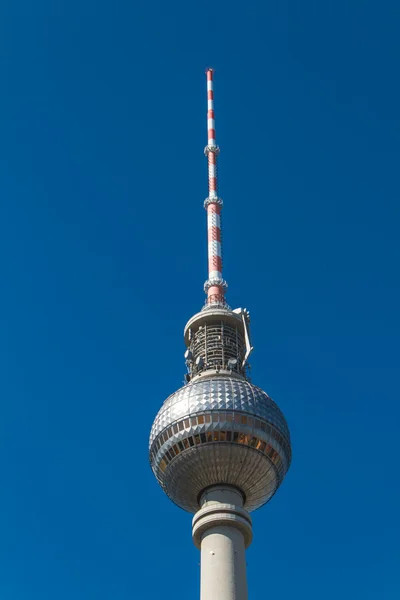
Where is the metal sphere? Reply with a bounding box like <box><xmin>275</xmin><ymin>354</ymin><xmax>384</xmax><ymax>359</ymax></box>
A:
<box><xmin>149</xmin><ymin>375</ymin><xmax>291</xmax><ymax>513</ymax></box>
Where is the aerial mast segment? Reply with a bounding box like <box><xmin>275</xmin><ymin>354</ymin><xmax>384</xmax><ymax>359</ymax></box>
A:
<box><xmin>204</xmin><ymin>68</ymin><xmax>227</xmax><ymax>307</ymax></box>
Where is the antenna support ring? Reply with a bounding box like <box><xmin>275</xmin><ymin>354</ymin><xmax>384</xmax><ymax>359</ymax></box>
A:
<box><xmin>204</xmin><ymin>145</ymin><xmax>220</xmax><ymax>156</ymax></box>
<box><xmin>204</xmin><ymin>196</ymin><xmax>223</xmax><ymax>208</ymax></box>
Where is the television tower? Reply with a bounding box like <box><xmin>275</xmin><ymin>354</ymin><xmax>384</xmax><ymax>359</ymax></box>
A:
<box><xmin>149</xmin><ymin>70</ymin><xmax>291</xmax><ymax>600</ymax></box>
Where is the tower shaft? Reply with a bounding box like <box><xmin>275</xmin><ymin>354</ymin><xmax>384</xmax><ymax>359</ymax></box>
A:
<box><xmin>192</xmin><ymin>486</ymin><xmax>252</xmax><ymax>600</ymax></box>
<box><xmin>200</xmin><ymin>526</ymin><xmax>247</xmax><ymax>600</ymax></box>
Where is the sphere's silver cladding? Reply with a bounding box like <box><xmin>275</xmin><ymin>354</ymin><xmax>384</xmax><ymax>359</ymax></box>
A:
<box><xmin>149</xmin><ymin>375</ymin><xmax>291</xmax><ymax>513</ymax></box>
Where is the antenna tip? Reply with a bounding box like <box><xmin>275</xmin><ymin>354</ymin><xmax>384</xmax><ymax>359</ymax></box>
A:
<box><xmin>205</xmin><ymin>67</ymin><xmax>215</xmax><ymax>74</ymax></box>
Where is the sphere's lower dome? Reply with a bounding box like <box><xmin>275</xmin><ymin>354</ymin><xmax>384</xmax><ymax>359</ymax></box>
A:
<box><xmin>149</xmin><ymin>376</ymin><xmax>291</xmax><ymax>513</ymax></box>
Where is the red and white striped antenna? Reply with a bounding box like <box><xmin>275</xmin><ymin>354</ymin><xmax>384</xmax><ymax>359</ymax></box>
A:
<box><xmin>203</xmin><ymin>68</ymin><xmax>227</xmax><ymax>307</ymax></box>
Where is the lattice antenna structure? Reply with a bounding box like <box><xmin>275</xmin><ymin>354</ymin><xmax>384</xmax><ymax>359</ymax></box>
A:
<box><xmin>203</xmin><ymin>69</ymin><xmax>227</xmax><ymax>308</ymax></box>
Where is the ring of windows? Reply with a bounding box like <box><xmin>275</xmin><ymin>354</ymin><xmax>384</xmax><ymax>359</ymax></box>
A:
<box><xmin>149</xmin><ymin>411</ymin><xmax>290</xmax><ymax>477</ymax></box>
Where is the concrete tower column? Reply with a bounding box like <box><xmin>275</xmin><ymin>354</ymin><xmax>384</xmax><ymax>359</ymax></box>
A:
<box><xmin>192</xmin><ymin>486</ymin><xmax>253</xmax><ymax>600</ymax></box>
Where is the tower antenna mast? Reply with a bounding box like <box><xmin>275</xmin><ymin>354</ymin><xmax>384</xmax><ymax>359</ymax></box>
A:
<box><xmin>204</xmin><ymin>68</ymin><xmax>227</xmax><ymax>307</ymax></box>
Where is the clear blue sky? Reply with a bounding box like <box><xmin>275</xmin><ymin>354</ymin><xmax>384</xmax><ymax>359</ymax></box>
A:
<box><xmin>0</xmin><ymin>1</ymin><xmax>399</xmax><ymax>598</ymax></box>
